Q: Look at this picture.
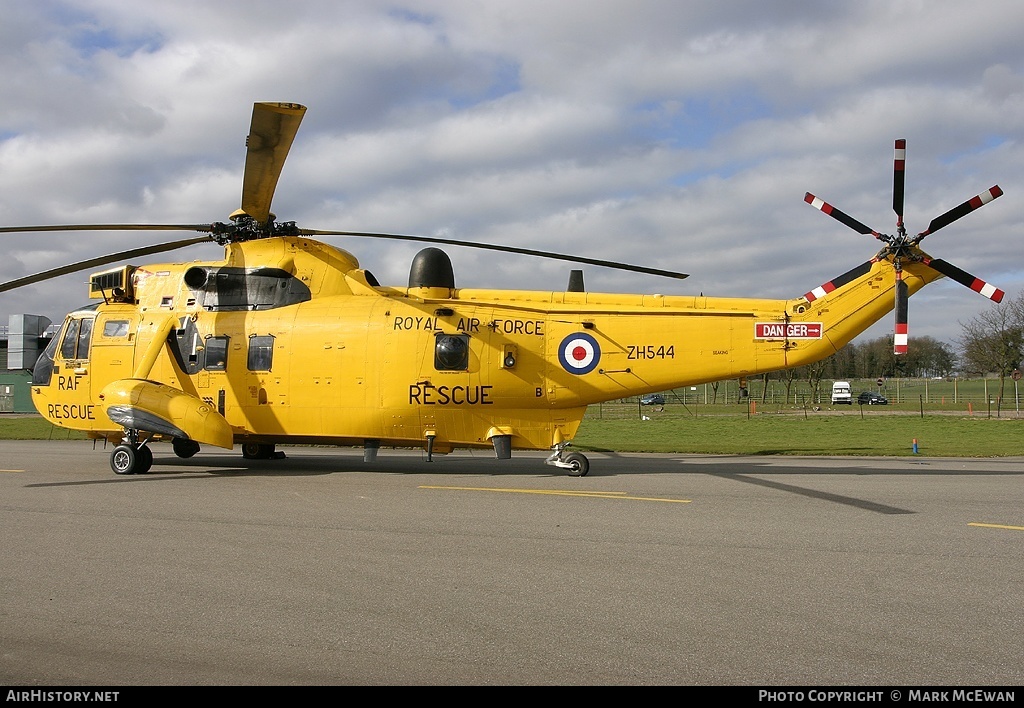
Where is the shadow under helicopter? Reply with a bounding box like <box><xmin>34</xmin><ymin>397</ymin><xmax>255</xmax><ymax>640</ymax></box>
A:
<box><xmin>61</xmin><ymin>445</ymin><xmax>1024</xmax><ymax>478</ymax></box>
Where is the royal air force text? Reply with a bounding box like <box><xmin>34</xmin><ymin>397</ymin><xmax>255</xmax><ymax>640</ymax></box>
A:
<box><xmin>393</xmin><ymin>316</ymin><xmax>543</xmax><ymax>335</ymax></box>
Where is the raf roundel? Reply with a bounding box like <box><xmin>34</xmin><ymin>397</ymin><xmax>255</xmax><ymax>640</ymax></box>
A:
<box><xmin>558</xmin><ymin>332</ymin><xmax>601</xmax><ymax>375</ymax></box>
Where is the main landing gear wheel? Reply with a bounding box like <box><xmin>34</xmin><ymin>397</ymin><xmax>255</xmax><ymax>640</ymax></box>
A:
<box><xmin>242</xmin><ymin>442</ymin><xmax>276</xmax><ymax>460</ymax></box>
<box><xmin>172</xmin><ymin>438</ymin><xmax>201</xmax><ymax>458</ymax></box>
<box><xmin>110</xmin><ymin>444</ymin><xmax>153</xmax><ymax>475</ymax></box>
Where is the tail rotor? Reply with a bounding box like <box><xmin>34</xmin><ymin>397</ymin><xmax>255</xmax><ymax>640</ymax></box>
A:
<box><xmin>804</xmin><ymin>139</ymin><xmax>1004</xmax><ymax>354</ymax></box>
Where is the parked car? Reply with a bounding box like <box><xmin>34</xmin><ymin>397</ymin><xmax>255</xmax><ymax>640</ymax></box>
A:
<box><xmin>831</xmin><ymin>381</ymin><xmax>853</xmax><ymax>404</ymax></box>
<box><xmin>640</xmin><ymin>393</ymin><xmax>665</xmax><ymax>406</ymax></box>
<box><xmin>858</xmin><ymin>391</ymin><xmax>888</xmax><ymax>405</ymax></box>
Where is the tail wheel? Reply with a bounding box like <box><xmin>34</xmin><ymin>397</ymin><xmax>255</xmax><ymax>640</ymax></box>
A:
<box><xmin>562</xmin><ymin>451</ymin><xmax>590</xmax><ymax>477</ymax></box>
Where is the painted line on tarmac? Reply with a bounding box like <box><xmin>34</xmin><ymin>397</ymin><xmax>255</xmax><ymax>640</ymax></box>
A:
<box><xmin>968</xmin><ymin>522</ymin><xmax>1024</xmax><ymax>531</ymax></box>
<box><xmin>420</xmin><ymin>485</ymin><xmax>691</xmax><ymax>503</ymax></box>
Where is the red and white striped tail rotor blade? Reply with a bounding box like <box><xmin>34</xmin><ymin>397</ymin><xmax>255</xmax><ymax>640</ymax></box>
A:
<box><xmin>893</xmin><ymin>274</ymin><xmax>908</xmax><ymax>355</ymax></box>
<box><xmin>915</xmin><ymin>186</ymin><xmax>1003</xmax><ymax>241</ymax></box>
<box><xmin>922</xmin><ymin>257</ymin><xmax>1005</xmax><ymax>303</ymax></box>
<box><xmin>893</xmin><ymin>139</ymin><xmax>906</xmax><ymax>228</ymax></box>
<box><xmin>803</xmin><ymin>260</ymin><xmax>876</xmax><ymax>302</ymax></box>
<box><xmin>804</xmin><ymin>193</ymin><xmax>883</xmax><ymax>239</ymax></box>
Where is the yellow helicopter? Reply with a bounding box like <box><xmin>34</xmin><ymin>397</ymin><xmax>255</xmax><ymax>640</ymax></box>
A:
<box><xmin>0</xmin><ymin>103</ymin><xmax>1006</xmax><ymax>476</ymax></box>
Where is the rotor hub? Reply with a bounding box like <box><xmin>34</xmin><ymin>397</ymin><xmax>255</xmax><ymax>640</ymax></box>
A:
<box><xmin>209</xmin><ymin>215</ymin><xmax>301</xmax><ymax>245</ymax></box>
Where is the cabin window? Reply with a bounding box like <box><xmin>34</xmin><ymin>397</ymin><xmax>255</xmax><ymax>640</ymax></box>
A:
<box><xmin>103</xmin><ymin>320</ymin><xmax>130</xmax><ymax>338</ymax></box>
<box><xmin>59</xmin><ymin>317</ymin><xmax>94</xmax><ymax>361</ymax></box>
<box><xmin>247</xmin><ymin>335</ymin><xmax>275</xmax><ymax>372</ymax></box>
<box><xmin>204</xmin><ymin>335</ymin><xmax>229</xmax><ymax>371</ymax></box>
<box><xmin>434</xmin><ymin>333</ymin><xmax>470</xmax><ymax>371</ymax></box>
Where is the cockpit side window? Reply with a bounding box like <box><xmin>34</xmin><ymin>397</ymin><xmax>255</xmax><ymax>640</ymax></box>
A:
<box><xmin>58</xmin><ymin>317</ymin><xmax>94</xmax><ymax>361</ymax></box>
<box><xmin>76</xmin><ymin>318</ymin><xmax>93</xmax><ymax>359</ymax></box>
<box><xmin>59</xmin><ymin>319</ymin><xmax>80</xmax><ymax>360</ymax></box>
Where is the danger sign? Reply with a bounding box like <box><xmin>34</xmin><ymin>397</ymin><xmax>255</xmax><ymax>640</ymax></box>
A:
<box><xmin>754</xmin><ymin>322</ymin><xmax>823</xmax><ymax>339</ymax></box>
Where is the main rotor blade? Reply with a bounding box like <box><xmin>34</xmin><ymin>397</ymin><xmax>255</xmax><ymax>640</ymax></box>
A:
<box><xmin>0</xmin><ymin>236</ymin><xmax>215</xmax><ymax>293</ymax></box>
<box><xmin>240</xmin><ymin>102</ymin><xmax>306</xmax><ymax>224</ymax></box>
<box><xmin>804</xmin><ymin>193</ymin><xmax>883</xmax><ymax>239</ymax></box>
<box><xmin>893</xmin><ymin>139</ymin><xmax>906</xmax><ymax>228</ymax></box>
<box><xmin>304</xmin><ymin>229</ymin><xmax>689</xmax><ymax>280</ymax></box>
<box><xmin>914</xmin><ymin>186</ymin><xmax>1002</xmax><ymax>241</ymax></box>
<box><xmin>921</xmin><ymin>256</ymin><xmax>1004</xmax><ymax>303</ymax></box>
<box><xmin>0</xmin><ymin>223</ymin><xmax>216</xmax><ymax>234</ymax></box>
<box><xmin>894</xmin><ymin>273</ymin><xmax>908</xmax><ymax>355</ymax></box>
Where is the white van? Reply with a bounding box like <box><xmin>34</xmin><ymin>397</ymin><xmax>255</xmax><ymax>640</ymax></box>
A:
<box><xmin>831</xmin><ymin>381</ymin><xmax>852</xmax><ymax>405</ymax></box>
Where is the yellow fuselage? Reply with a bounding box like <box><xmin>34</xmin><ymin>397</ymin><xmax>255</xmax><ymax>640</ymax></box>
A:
<box><xmin>31</xmin><ymin>237</ymin><xmax>940</xmax><ymax>454</ymax></box>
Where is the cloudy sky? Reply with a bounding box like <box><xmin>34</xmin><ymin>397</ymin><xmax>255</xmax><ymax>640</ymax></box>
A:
<box><xmin>2</xmin><ymin>0</ymin><xmax>1023</xmax><ymax>351</ymax></box>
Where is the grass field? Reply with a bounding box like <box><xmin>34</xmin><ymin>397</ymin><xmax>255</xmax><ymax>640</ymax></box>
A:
<box><xmin>0</xmin><ymin>416</ymin><xmax>89</xmax><ymax>441</ymax></box>
<box><xmin>573</xmin><ymin>405</ymin><xmax>1023</xmax><ymax>457</ymax></box>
